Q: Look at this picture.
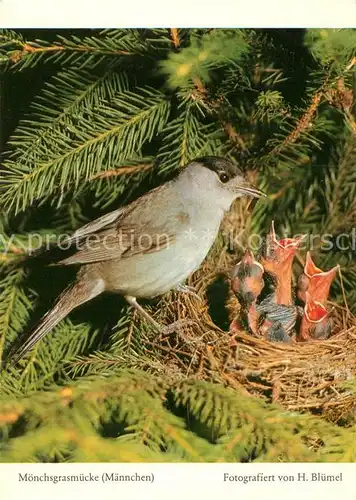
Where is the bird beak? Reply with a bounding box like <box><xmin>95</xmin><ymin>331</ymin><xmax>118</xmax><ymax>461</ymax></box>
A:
<box><xmin>259</xmin><ymin>221</ymin><xmax>306</xmax><ymax>306</ymax></box>
<box><xmin>237</xmin><ymin>183</ymin><xmax>267</xmax><ymax>198</ymax></box>
<box><xmin>301</xmin><ymin>252</ymin><xmax>339</xmax><ymax>304</ymax></box>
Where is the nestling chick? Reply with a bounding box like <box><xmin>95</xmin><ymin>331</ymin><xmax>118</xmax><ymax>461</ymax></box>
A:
<box><xmin>230</xmin><ymin>249</ymin><xmax>265</xmax><ymax>308</ymax></box>
<box><xmin>230</xmin><ymin>249</ymin><xmax>265</xmax><ymax>334</ymax></box>
<box><xmin>297</xmin><ymin>252</ymin><xmax>339</xmax><ymax>304</ymax></box>
<box><xmin>298</xmin><ymin>292</ymin><xmax>333</xmax><ymax>341</ymax></box>
<box><xmin>256</xmin><ymin>296</ymin><xmax>298</xmax><ymax>343</ymax></box>
<box><xmin>259</xmin><ymin>221</ymin><xmax>305</xmax><ymax>306</ymax></box>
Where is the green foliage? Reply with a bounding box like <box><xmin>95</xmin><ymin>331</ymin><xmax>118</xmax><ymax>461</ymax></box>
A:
<box><xmin>0</xmin><ymin>372</ymin><xmax>355</xmax><ymax>462</ymax></box>
<box><xmin>0</xmin><ymin>28</ymin><xmax>356</xmax><ymax>462</ymax></box>
<box><xmin>305</xmin><ymin>29</ymin><xmax>356</xmax><ymax>68</ymax></box>
<box><xmin>254</xmin><ymin>90</ymin><xmax>287</xmax><ymax>123</ymax></box>
<box><xmin>161</xmin><ymin>30</ymin><xmax>249</xmax><ymax>88</ymax></box>
<box><xmin>0</xmin><ymin>30</ymin><xmax>144</xmax><ymax>71</ymax></box>
<box><xmin>0</xmin><ymin>268</ymin><xmax>33</xmax><ymax>360</ymax></box>
<box><xmin>157</xmin><ymin>104</ymin><xmax>214</xmax><ymax>171</ymax></box>
<box><xmin>1</xmin><ymin>85</ymin><xmax>170</xmax><ymax>212</ymax></box>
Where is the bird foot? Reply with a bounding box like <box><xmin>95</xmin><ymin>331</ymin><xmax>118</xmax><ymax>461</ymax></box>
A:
<box><xmin>124</xmin><ymin>295</ymin><xmax>196</xmax><ymax>338</ymax></box>
<box><xmin>159</xmin><ymin>319</ymin><xmax>196</xmax><ymax>337</ymax></box>
<box><xmin>175</xmin><ymin>284</ymin><xmax>202</xmax><ymax>301</ymax></box>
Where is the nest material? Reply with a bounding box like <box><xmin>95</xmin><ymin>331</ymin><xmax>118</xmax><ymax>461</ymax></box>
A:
<box><xmin>145</xmin><ymin>240</ymin><xmax>356</xmax><ymax>425</ymax></box>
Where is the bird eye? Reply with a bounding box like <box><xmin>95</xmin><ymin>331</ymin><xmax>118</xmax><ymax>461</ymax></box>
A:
<box><xmin>219</xmin><ymin>171</ymin><xmax>229</xmax><ymax>183</ymax></box>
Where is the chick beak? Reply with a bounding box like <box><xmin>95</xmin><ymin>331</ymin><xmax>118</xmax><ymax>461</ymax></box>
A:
<box><xmin>237</xmin><ymin>182</ymin><xmax>267</xmax><ymax>199</ymax></box>
<box><xmin>259</xmin><ymin>221</ymin><xmax>306</xmax><ymax>306</ymax></box>
<box><xmin>297</xmin><ymin>251</ymin><xmax>339</xmax><ymax>304</ymax></box>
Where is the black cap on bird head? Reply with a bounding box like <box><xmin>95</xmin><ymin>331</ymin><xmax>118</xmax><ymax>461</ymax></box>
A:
<box><xmin>193</xmin><ymin>156</ymin><xmax>266</xmax><ymax>199</ymax></box>
<box><xmin>193</xmin><ymin>156</ymin><xmax>243</xmax><ymax>182</ymax></box>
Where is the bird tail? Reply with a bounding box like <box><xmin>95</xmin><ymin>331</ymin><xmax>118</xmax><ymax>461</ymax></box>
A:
<box><xmin>4</xmin><ymin>278</ymin><xmax>105</xmax><ymax>368</ymax></box>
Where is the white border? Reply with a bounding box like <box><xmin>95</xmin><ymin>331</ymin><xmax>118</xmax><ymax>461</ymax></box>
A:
<box><xmin>1</xmin><ymin>3</ymin><xmax>355</xmax><ymax>499</ymax></box>
<box><xmin>1</xmin><ymin>463</ymin><xmax>356</xmax><ymax>500</ymax></box>
<box><xmin>0</xmin><ymin>0</ymin><xmax>355</xmax><ymax>28</ymax></box>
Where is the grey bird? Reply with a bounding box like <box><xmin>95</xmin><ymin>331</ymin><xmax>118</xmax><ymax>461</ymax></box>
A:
<box><xmin>6</xmin><ymin>156</ymin><xmax>265</xmax><ymax>365</ymax></box>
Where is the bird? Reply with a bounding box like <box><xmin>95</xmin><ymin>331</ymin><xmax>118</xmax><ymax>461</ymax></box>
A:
<box><xmin>256</xmin><ymin>296</ymin><xmax>299</xmax><ymax>343</ymax></box>
<box><xmin>258</xmin><ymin>221</ymin><xmax>305</xmax><ymax>306</ymax></box>
<box><xmin>229</xmin><ymin>249</ymin><xmax>297</xmax><ymax>342</ymax></box>
<box><xmin>250</xmin><ymin>221</ymin><xmax>305</xmax><ymax>343</ymax></box>
<box><xmin>230</xmin><ymin>249</ymin><xmax>265</xmax><ymax>309</ymax></box>
<box><xmin>297</xmin><ymin>251</ymin><xmax>339</xmax><ymax>305</ymax></box>
<box><xmin>297</xmin><ymin>292</ymin><xmax>332</xmax><ymax>341</ymax></box>
<box><xmin>229</xmin><ymin>249</ymin><xmax>265</xmax><ymax>335</ymax></box>
<box><xmin>5</xmin><ymin>156</ymin><xmax>266</xmax><ymax>366</ymax></box>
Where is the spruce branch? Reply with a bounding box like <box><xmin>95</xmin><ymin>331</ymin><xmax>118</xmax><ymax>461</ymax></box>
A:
<box><xmin>1</xmin><ymin>320</ymin><xmax>101</xmax><ymax>396</ymax></box>
<box><xmin>90</xmin><ymin>163</ymin><xmax>153</xmax><ymax>180</ymax></box>
<box><xmin>157</xmin><ymin>104</ymin><xmax>212</xmax><ymax>171</ymax></box>
<box><xmin>0</xmin><ymin>32</ymin><xmax>141</xmax><ymax>70</ymax></box>
<box><xmin>1</xmin><ymin>88</ymin><xmax>170</xmax><ymax>213</ymax></box>
<box><xmin>5</xmin><ymin>68</ymin><xmax>129</xmax><ymax>164</ymax></box>
<box><xmin>267</xmin><ymin>84</ymin><xmax>325</xmax><ymax>158</ymax></box>
<box><xmin>323</xmin><ymin>135</ymin><xmax>356</xmax><ymax>233</ymax></box>
<box><xmin>258</xmin><ymin>49</ymin><xmax>356</xmax><ymax>172</ymax></box>
<box><xmin>0</xmin><ymin>373</ymin><xmax>212</xmax><ymax>462</ymax></box>
<box><xmin>1</xmin><ymin>27</ymin><xmax>356</xmax><ymax>462</ymax></box>
<box><xmin>162</xmin><ymin>30</ymin><xmax>249</xmax><ymax>88</ymax></box>
<box><xmin>0</xmin><ymin>232</ymin><xmax>27</xmax><ymax>263</ymax></box>
<box><xmin>170</xmin><ymin>29</ymin><xmax>181</xmax><ymax>49</ymax></box>
<box><xmin>190</xmin><ymin>77</ymin><xmax>247</xmax><ymax>151</ymax></box>
<box><xmin>305</xmin><ymin>29</ymin><xmax>356</xmax><ymax>70</ymax></box>
<box><xmin>0</xmin><ymin>373</ymin><xmax>355</xmax><ymax>462</ymax></box>
<box><xmin>0</xmin><ymin>268</ymin><xmax>33</xmax><ymax>361</ymax></box>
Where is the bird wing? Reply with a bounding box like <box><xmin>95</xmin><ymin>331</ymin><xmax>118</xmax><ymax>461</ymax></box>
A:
<box><xmin>56</xmin><ymin>185</ymin><xmax>189</xmax><ymax>265</ymax></box>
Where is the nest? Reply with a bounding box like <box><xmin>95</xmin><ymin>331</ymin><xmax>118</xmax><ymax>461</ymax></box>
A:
<box><xmin>145</xmin><ymin>232</ymin><xmax>356</xmax><ymax>425</ymax></box>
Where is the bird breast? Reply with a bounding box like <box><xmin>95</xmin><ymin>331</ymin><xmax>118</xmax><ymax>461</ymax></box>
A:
<box><xmin>101</xmin><ymin>207</ymin><xmax>223</xmax><ymax>299</ymax></box>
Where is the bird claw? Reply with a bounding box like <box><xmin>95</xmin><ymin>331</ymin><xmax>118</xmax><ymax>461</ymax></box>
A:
<box><xmin>159</xmin><ymin>319</ymin><xmax>196</xmax><ymax>337</ymax></box>
<box><xmin>176</xmin><ymin>284</ymin><xmax>202</xmax><ymax>301</ymax></box>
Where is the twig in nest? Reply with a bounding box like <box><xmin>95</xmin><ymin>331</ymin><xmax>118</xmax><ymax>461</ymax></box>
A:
<box><xmin>346</xmin><ymin>57</ymin><xmax>356</xmax><ymax>71</ymax></box>
<box><xmin>338</xmin><ymin>266</ymin><xmax>351</xmax><ymax>327</ymax></box>
<box><xmin>127</xmin><ymin>310</ymin><xmax>137</xmax><ymax>345</ymax></box>
<box><xmin>272</xmin><ymin>381</ymin><xmax>281</xmax><ymax>402</ymax></box>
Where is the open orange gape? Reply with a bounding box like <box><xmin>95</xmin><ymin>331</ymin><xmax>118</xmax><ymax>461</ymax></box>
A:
<box><xmin>229</xmin><ymin>221</ymin><xmax>339</xmax><ymax>343</ymax></box>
